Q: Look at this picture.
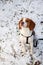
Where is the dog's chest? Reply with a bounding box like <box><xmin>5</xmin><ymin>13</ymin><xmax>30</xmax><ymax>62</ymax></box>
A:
<box><xmin>20</xmin><ymin>35</ymin><xmax>32</xmax><ymax>50</ymax></box>
<box><xmin>20</xmin><ymin>27</ymin><xmax>33</xmax><ymax>45</ymax></box>
<box><xmin>20</xmin><ymin>34</ymin><xmax>33</xmax><ymax>44</ymax></box>
<box><xmin>20</xmin><ymin>27</ymin><xmax>32</xmax><ymax>37</ymax></box>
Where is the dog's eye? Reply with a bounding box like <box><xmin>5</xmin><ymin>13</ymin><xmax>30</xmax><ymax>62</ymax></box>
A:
<box><xmin>26</xmin><ymin>20</ymin><xmax>28</xmax><ymax>22</ymax></box>
<box><xmin>22</xmin><ymin>22</ymin><xmax>24</xmax><ymax>25</ymax></box>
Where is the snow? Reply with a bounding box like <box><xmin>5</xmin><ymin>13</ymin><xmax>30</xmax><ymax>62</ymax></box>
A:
<box><xmin>0</xmin><ymin>0</ymin><xmax>43</xmax><ymax>65</ymax></box>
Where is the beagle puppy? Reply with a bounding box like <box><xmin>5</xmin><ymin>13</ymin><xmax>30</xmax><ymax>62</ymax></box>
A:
<box><xmin>18</xmin><ymin>18</ymin><xmax>35</xmax><ymax>56</ymax></box>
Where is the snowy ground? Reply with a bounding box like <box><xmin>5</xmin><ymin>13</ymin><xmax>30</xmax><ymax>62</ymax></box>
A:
<box><xmin>0</xmin><ymin>0</ymin><xmax>43</xmax><ymax>65</ymax></box>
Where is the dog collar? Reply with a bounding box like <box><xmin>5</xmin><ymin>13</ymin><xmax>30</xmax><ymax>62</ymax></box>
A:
<box><xmin>21</xmin><ymin>33</ymin><xmax>32</xmax><ymax>38</ymax></box>
<box><xmin>20</xmin><ymin>31</ymin><xmax>35</xmax><ymax>44</ymax></box>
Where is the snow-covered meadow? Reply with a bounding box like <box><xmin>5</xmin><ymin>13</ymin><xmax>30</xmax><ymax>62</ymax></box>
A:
<box><xmin>0</xmin><ymin>0</ymin><xmax>43</xmax><ymax>65</ymax></box>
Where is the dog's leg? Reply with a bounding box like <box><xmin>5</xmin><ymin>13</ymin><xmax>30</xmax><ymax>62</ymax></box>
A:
<box><xmin>20</xmin><ymin>35</ymin><xmax>26</xmax><ymax>56</ymax></box>
<box><xmin>29</xmin><ymin>36</ymin><xmax>34</xmax><ymax>65</ymax></box>
<box><xmin>21</xmin><ymin>43</ymin><xmax>26</xmax><ymax>53</ymax></box>
<box><xmin>29</xmin><ymin>37</ymin><xmax>33</xmax><ymax>56</ymax></box>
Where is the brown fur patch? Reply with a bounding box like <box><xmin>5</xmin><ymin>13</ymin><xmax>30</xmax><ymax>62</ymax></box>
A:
<box><xmin>18</xmin><ymin>18</ymin><xmax>23</xmax><ymax>29</ymax></box>
<box><xmin>26</xmin><ymin>18</ymin><xmax>35</xmax><ymax>30</ymax></box>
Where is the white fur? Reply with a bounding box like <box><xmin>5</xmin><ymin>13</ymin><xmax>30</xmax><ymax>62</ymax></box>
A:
<box><xmin>20</xmin><ymin>27</ymin><xmax>32</xmax><ymax>36</ymax></box>
<box><xmin>20</xmin><ymin>26</ymin><xmax>33</xmax><ymax>55</ymax></box>
<box><xmin>23</xmin><ymin>18</ymin><xmax>26</xmax><ymax>22</ymax></box>
<box><xmin>23</xmin><ymin>18</ymin><xmax>27</xmax><ymax>27</ymax></box>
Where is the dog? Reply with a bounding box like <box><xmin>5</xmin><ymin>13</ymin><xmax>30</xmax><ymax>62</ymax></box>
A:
<box><xmin>18</xmin><ymin>18</ymin><xmax>35</xmax><ymax>56</ymax></box>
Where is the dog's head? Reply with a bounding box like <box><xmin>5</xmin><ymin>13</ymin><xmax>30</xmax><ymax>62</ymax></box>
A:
<box><xmin>18</xmin><ymin>18</ymin><xmax>35</xmax><ymax>31</ymax></box>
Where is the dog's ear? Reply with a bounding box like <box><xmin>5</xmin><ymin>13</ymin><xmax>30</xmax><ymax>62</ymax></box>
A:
<box><xmin>29</xmin><ymin>19</ymin><xmax>35</xmax><ymax>31</ymax></box>
<box><xmin>26</xmin><ymin>18</ymin><xmax>35</xmax><ymax>30</ymax></box>
<box><xmin>18</xmin><ymin>18</ymin><xmax>23</xmax><ymax>29</ymax></box>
